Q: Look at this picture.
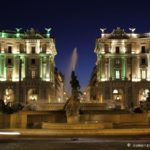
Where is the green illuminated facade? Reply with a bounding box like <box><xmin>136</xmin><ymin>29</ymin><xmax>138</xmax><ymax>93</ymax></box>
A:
<box><xmin>93</xmin><ymin>27</ymin><xmax>150</xmax><ymax>109</ymax></box>
<box><xmin>0</xmin><ymin>28</ymin><xmax>57</xmax><ymax>104</ymax></box>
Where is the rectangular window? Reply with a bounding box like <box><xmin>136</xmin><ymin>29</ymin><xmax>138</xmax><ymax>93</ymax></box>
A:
<box><xmin>42</xmin><ymin>44</ymin><xmax>47</xmax><ymax>53</ymax></box>
<box><xmin>104</xmin><ymin>44</ymin><xmax>109</xmax><ymax>53</ymax></box>
<box><xmin>141</xmin><ymin>46</ymin><xmax>146</xmax><ymax>53</ymax></box>
<box><xmin>31</xmin><ymin>59</ymin><xmax>36</xmax><ymax>65</ymax></box>
<box><xmin>7</xmin><ymin>58</ymin><xmax>12</xmax><ymax>65</ymax></box>
<box><xmin>126</xmin><ymin>44</ymin><xmax>131</xmax><ymax>53</ymax></box>
<box><xmin>141</xmin><ymin>58</ymin><xmax>146</xmax><ymax>65</ymax></box>
<box><xmin>31</xmin><ymin>47</ymin><xmax>36</xmax><ymax>53</ymax></box>
<box><xmin>141</xmin><ymin>70</ymin><xmax>146</xmax><ymax>79</ymax></box>
<box><xmin>7</xmin><ymin>69</ymin><xmax>13</xmax><ymax>81</ymax></box>
<box><xmin>8</xmin><ymin>46</ymin><xmax>12</xmax><ymax>53</ymax></box>
<box><xmin>31</xmin><ymin>70</ymin><xmax>36</xmax><ymax>78</ymax></box>
<box><xmin>116</xmin><ymin>70</ymin><xmax>120</xmax><ymax>79</ymax></box>
<box><xmin>19</xmin><ymin>44</ymin><xmax>24</xmax><ymax>53</ymax></box>
<box><xmin>116</xmin><ymin>46</ymin><xmax>120</xmax><ymax>54</ymax></box>
<box><xmin>115</xmin><ymin>59</ymin><xmax>120</xmax><ymax>65</ymax></box>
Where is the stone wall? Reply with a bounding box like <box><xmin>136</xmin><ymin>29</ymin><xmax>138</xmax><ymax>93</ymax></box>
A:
<box><xmin>0</xmin><ymin>111</ymin><xmax>150</xmax><ymax>129</ymax></box>
<box><xmin>27</xmin><ymin>111</ymin><xmax>66</xmax><ymax>128</ymax></box>
<box><xmin>80</xmin><ymin>113</ymin><xmax>149</xmax><ymax>123</ymax></box>
<box><xmin>0</xmin><ymin>111</ymin><xmax>66</xmax><ymax>129</ymax></box>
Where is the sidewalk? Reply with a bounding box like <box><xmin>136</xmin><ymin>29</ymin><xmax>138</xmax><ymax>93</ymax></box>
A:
<box><xmin>0</xmin><ymin>128</ymin><xmax>150</xmax><ymax>138</ymax></box>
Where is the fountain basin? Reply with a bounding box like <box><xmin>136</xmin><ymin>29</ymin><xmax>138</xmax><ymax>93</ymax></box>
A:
<box><xmin>67</xmin><ymin>115</ymin><xmax>80</xmax><ymax>124</ymax></box>
<box><xmin>42</xmin><ymin>122</ymin><xmax>113</xmax><ymax>129</ymax></box>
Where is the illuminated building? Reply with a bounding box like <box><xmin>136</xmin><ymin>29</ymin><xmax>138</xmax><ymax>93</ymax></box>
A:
<box><xmin>94</xmin><ymin>27</ymin><xmax>150</xmax><ymax>109</ymax></box>
<box><xmin>54</xmin><ymin>68</ymin><xmax>66</xmax><ymax>103</ymax></box>
<box><xmin>0</xmin><ymin>28</ymin><xmax>57</xmax><ymax>104</ymax></box>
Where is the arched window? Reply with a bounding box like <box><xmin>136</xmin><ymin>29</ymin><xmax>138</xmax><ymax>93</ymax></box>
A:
<box><xmin>27</xmin><ymin>89</ymin><xmax>38</xmax><ymax>103</ymax></box>
<box><xmin>139</xmin><ymin>89</ymin><xmax>149</xmax><ymax>102</ymax></box>
<box><xmin>3</xmin><ymin>88</ymin><xmax>14</xmax><ymax>104</ymax></box>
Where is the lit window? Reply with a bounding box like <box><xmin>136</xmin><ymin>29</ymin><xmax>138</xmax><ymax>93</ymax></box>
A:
<box><xmin>7</xmin><ymin>69</ymin><xmax>13</xmax><ymax>80</ymax></box>
<box><xmin>7</xmin><ymin>58</ymin><xmax>12</xmax><ymax>65</ymax></box>
<box><xmin>116</xmin><ymin>70</ymin><xmax>120</xmax><ymax>79</ymax></box>
<box><xmin>31</xmin><ymin>47</ymin><xmax>36</xmax><ymax>53</ymax></box>
<box><xmin>141</xmin><ymin>70</ymin><xmax>146</xmax><ymax>79</ymax></box>
<box><xmin>31</xmin><ymin>59</ymin><xmax>36</xmax><ymax>65</ymax></box>
<box><xmin>141</xmin><ymin>46</ymin><xmax>146</xmax><ymax>53</ymax></box>
<box><xmin>115</xmin><ymin>59</ymin><xmax>120</xmax><ymax>65</ymax></box>
<box><xmin>31</xmin><ymin>70</ymin><xmax>36</xmax><ymax>78</ymax></box>
<box><xmin>141</xmin><ymin>58</ymin><xmax>146</xmax><ymax>65</ymax></box>
<box><xmin>140</xmin><ymin>89</ymin><xmax>149</xmax><ymax>102</ymax></box>
<box><xmin>126</xmin><ymin>44</ymin><xmax>131</xmax><ymax>53</ymax></box>
<box><xmin>104</xmin><ymin>44</ymin><xmax>109</xmax><ymax>53</ymax></box>
<box><xmin>19</xmin><ymin>44</ymin><xmax>24</xmax><ymax>53</ymax></box>
<box><xmin>8</xmin><ymin>46</ymin><xmax>12</xmax><ymax>53</ymax></box>
<box><xmin>116</xmin><ymin>47</ymin><xmax>120</xmax><ymax>53</ymax></box>
<box><xmin>113</xmin><ymin>89</ymin><xmax>118</xmax><ymax>94</ymax></box>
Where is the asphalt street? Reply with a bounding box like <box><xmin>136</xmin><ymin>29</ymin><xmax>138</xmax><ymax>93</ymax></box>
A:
<box><xmin>0</xmin><ymin>136</ymin><xmax>150</xmax><ymax>150</ymax></box>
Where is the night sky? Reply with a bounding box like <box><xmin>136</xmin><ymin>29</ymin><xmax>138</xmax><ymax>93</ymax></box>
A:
<box><xmin>0</xmin><ymin>0</ymin><xmax>150</xmax><ymax>89</ymax></box>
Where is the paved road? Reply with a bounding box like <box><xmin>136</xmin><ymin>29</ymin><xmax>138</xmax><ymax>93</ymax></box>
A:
<box><xmin>0</xmin><ymin>136</ymin><xmax>150</xmax><ymax>150</ymax></box>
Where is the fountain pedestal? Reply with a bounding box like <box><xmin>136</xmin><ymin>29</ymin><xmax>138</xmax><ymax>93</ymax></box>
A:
<box><xmin>67</xmin><ymin>115</ymin><xmax>79</xmax><ymax>124</ymax></box>
<box><xmin>64</xmin><ymin>71</ymin><xmax>81</xmax><ymax>124</ymax></box>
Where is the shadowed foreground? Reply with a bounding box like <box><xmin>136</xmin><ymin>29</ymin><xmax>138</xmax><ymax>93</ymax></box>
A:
<box><xmin>1</xmin><ymin>128</ymin><xmax>150</xmax><ymax>150</ymax></box>
<box><xmin>0</xmin><ymin>136</ymin><xmax>150</xmax><ymax>150</ymax></box>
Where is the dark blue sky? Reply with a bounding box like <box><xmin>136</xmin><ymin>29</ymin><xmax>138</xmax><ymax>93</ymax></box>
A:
<box><xmin>0</xmin><ymin>0</ymin><xmax>150</xmax><ymax>89</ymax></box>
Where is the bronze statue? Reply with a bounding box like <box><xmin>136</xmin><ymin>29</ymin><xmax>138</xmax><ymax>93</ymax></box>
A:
<box><xmin>70</xmin><ymin>71</ymin><xmax>81</xmax><ymax>97</ymax></box>
<box><xmin>64</xmin><ymin>71</ymin><xmax>81</xmax><ymax>117</ymax></box>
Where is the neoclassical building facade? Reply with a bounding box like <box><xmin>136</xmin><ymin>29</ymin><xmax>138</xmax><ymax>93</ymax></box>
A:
<box><xmin>0</xmin><ymin>28</ymin><xmax>57</xmax><ymax>104</ymax></box>
<box><xmin>94</xmin><ymin>27</ymin><xmax>150</xmax><ymax>109</ymax></box>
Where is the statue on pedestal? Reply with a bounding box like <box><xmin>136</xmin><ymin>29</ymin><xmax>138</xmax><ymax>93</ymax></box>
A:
<box><xmin>146</xmin><ymin>92</ymin><xmax>150</xmax><ymax>109</ymax></box>
<box><xmin>64</xmin><ymin>71</ymin><xmax>81</xmax><ymax>122</ymax></box>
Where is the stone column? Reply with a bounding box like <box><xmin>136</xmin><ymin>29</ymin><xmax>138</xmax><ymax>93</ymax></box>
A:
<box><xmin>46</xmin><ymin>56</ymin><xmax>50</xmax><ymax>80</ymax></box>
<box><xmin>121</xmin><ymin>57</ymin><xmax>126</xmax><ymax>80</ymax></box>
<box><xmin>105</xmin><ymin>58</ymin><xmax>109</xmax><ymax>80</ymax></box>
<box><xmin>132</xmin><ymin>83</ymin><xmax>139</xmax><ymax>107</ymax></box>
<box><xmin>14</xmin><ymin>56</ymin><xmax>20</xmax><ymax>80</ymax></box>
<box><xmin>19</xmin><ymin>112</ymin><xmax>27</xmax><ymax>128</ymax></box>
<box><xmin>50</xmin><ymin>56</ymin><xmax>54</xmax><ymax>82</ymax></box>
<box><xmin>101</xmin><ymin>57</ymin><xmax>105</xmax><ymax>79</ymax></box>
<box><xmin>42</xmin><ymin>57</ymin><xmax>46</xmax><ymax>80</ymax></box>
<box><xmin>137</xmin><ymin>56</ymin><xmax>140</xmax><ymax>79</ymax></box>
<box><xmin>19</xmin><ymin>57</ymin><xmax>25</xmax><ymax>80</ymax></box>
<box><xmin>3</xmin><ymin>56</ymin><xmax>6</xmax><ymax>80</ymax></box>
<box><xmin>0</xmin><ymin>56</ymin><xmax>4</xmax><ymax>78</ymax></box>
<box><xmin>132</xmin><ymin>56</ymin><xmax>138</xmax><ymax>80</ymax></box>
<box><xmin>40</xmin><ymin>57</ymin><xmax>43</xmax><ymax>79</ymax></box>
<box><xmin>108</xmin><ymin>58</ymin><xmax>110</xmax><ymax>80</ymax></box>
<box><xmin>110</xmin><ymin>57</ymin><xmax>114</xmax><ymax>80</ymax></box>
<box><xmin>97</xmin><ymin>55</ymin><xmax>101</xmax><ymax>81</ymax></box>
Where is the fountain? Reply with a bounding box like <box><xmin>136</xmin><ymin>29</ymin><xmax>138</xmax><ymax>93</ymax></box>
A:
<box><xmin>70</xmin><ymin>48</ymin><xmax>78</xmax><ymax>71</ymax></box>
<box><xmin>64</xmin><ymin>71</ymin><xmax>81</xmax><ymax>123</ymax></box>
<box><xmin>42</xmin><ymin>48</ymin><xmax>113</xmax><ymax>129</ymax></box>
<box><xmin>66</xmin><ymin>48</ymin><xmax>78</xmax><ymax>95</ymax></box>
<box><xmin>63</xmin><ymin>48</ymin><xmax>82</xmax><ymax>123</ymax></box>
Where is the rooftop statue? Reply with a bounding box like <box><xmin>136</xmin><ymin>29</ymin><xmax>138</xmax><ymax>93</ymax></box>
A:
<box><xmin>25</xmin><ymin>28</ymin><xmax>43</xmax><ymax>39</ymax></box>
<box><xmin>45</xmin><ymin>28</ymin><xmax>52</xmax><ymax>38</ymax></box>
<box><xmin>16</xmin><ymin>28</ymin><xmax>22</xmax><ymax>33</ymax></box>
<box><xmin>129</xmin><ymin>28</ymin><xmax>136</xmax><ymax>33</ymax></box>
<box><xmin>100</xmin><ymin>28</ymin><xmax>107</xmax><ymax>33</ymax></box>
<box><xmin>109</xmin><ymin>27</ymin><xmax>129</xmax><ymax>39</ymax></box>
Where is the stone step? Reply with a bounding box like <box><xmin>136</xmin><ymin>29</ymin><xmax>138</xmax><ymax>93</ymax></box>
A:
<box><xmin>42</xmin><ymin>122</ymin><xmax>113</xmax><ymax>129</ymax></box>
<box><xmin>114</xmin><ymin>122</ymin><xmax>149</xmax><ymax>128</ymax></box>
